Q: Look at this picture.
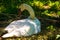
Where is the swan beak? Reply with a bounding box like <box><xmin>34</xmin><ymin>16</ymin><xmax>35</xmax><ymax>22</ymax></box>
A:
<box><xmin>18</xmin><ymin>9</ymin><xmax>21</xmax><ymax>13</ymax></box>
<box><xmin>18</xmin><ymin>9</ymin><xmax>22</xmax><ymax>17</ymax></box>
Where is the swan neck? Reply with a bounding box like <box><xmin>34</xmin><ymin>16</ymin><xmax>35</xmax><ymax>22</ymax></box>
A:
<box><xmin>26</xmin><ymin>6</ymin><xmax>35</xmax><ymax>19</ymax></box>
<box><xmin>21</xmin><ymin>4</ymin><xmax>35</xmax><ymax>19</ymax></box>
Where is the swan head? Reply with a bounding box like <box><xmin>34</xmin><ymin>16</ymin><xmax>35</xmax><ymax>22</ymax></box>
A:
<box><xmin>19</xmin><ymin>3</ymin><xmax>35</xmax><ymax>20</ymax></box>
<box><xmin>19</xmin><ymin>4</ymin><xmax>26</xmax><ymax>12</ymax></box>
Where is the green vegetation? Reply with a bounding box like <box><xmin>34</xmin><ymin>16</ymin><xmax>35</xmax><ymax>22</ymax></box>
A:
<box><xmin>0</xmin><ymin>0</ymin><xmax>60</xmax><ymax>40</ymax></box>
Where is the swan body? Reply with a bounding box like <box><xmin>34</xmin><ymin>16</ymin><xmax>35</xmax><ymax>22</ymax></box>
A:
<box><xmin>2</xmin><ymin>3</ymin><xmax>41</xmax><ymax>38</ymax></box>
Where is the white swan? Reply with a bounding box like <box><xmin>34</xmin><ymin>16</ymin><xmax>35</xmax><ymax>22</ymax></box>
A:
<box><xmin>2</xmin><ymin>3</ymin><xmax>41</xmax><ymax>38</ymax></box>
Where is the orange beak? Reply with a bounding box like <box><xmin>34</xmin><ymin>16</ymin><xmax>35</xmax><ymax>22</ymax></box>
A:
<box><xmin>18</xmin><ymin>9</ymin><xmax>22</xmax><ymax>17</ymax></box>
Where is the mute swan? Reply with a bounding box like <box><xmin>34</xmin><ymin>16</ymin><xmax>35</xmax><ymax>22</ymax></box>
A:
<box><xmin>2</xmin><ymin>3</ymin><xmax>41</xmax><ymax>38</ymax></box>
